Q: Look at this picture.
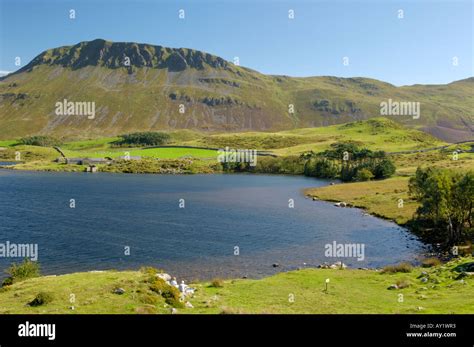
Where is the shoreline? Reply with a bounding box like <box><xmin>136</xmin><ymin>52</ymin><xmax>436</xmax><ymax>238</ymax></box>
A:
<box><xmin>1</xmin><ymin>256</ymin><xmax>472</xmax><ymax>314</ymax></box>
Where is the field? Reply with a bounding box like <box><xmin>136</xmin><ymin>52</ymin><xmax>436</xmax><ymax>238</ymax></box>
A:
<box><xmin>0</xmin><ymin>257</ymin><xmax>472</xmax><ymax>314</ymax></box>
<box><xmin>181</xmin><ymin>118</ymin><xmax>445</xmax><ymax>155</ymax></box>
<box><xmin>0</xmin><ymin>118</ymin><xmax>453</xmax><ymax>166</ymax></box>
<box><xmin>61</xmin><ymin>147</ymin><xmax>218</xmax><ymax>160</ymax></box>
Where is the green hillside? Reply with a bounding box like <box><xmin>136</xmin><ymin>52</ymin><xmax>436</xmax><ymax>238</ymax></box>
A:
<box><xmin>0</xmin><ymin>39</ymin><xmax>472</xmax><ymax>141</ymax></box>
<box><xmin>0</xmin><ymin>118</ymin><xmax>451</xmax><ymax>173</ymax></box>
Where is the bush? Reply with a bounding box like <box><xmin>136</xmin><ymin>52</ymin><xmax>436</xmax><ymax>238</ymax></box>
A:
<box><xmin>210</xmin><ymin>278</ymin><xmax>224</xmax><ymax>288</ymax></box>
<box><xmin>165</xmin><ymin>296</ymin><xmax>185</xmax><ymax>309</ymax></box>
<box><xmin>139</xmin><ymin>294</ymin><xmax>160</xmax><ymax>305</ymax></box>
<box><xmin>149</xmin><ymin>278</ymin><xmax>169</xmax><ymax>294</ymax></box>
<box><xmin>355</xmin><ymin>168</ymin><xmax>374</xmax><ymax>181</ymax></box>
<box><xmin>5</xmin><ymin>259</ymin><xmax>40</xmax><ymax>284</ymax></box>
<box><xmin>19</xmin><ymin>135</ymin><xmax>61</xmax><ymax>147</ymax></box>
<box><xmin>396</xmin><ymin>279</ymin><xmax>411</xmax><ymax>289</ymax></box>
<box><xmin>422</xmin><ymin>257</ymin><xmax>441</xmax><ymax>268</ymax></box>
<box><xmin>1</xmin><ymin>277</ymin><xmax>13</xmax><ymax>287</ymax></box>
<box><xmin>373</xmin><ymin>158</ymin><xmax>396</xmax><ymax>179</ymax></box>
<box><xmin>304</xmin><ymin>158</ymin><xmax>339</xmax><ymax>178</ymax></box>
<box><xmin>28</xmin><ymin>292</ymin><xmax>54</xmax><ymax>307</ymax></box>
<box><xmin>140</xmin><ymin>266</ymin><xmax>165</xmax><ymax>278</ymax></box>
<box><xmin>149</xmin><ymin>278</ymin><xmax>183</xmax><ymax>308</ymax></box>
<box><xmin>381</xmin><ymin>262</ymin><xmax>413</xmax><ymax>274</ymax></box>
<box><xmin>117</xmin><ymin>132</ymin><xmax>171</xmax><ymax>147</ymax></box>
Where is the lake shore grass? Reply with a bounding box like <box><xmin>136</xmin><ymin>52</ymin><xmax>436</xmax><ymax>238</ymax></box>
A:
<box><xmin>0</xmin><ymin>257</ymin><xmax>472</xmax><ymax>314</ymax></box>
<box><xmin>305</xmin><ymin>177</ymin><xmax>415</xmax><ymax>225</ymax></box>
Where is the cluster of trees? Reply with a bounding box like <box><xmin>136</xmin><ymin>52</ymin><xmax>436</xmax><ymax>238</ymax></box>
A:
<box><xmin>221</xmin><ymin>156</ymin><xmax>305</xmax><ymax>174</ymax></box>
<box><xmin>303</xmin><ymin>143</ymin><xmax>396</xmax><ymax>182</ymax></box>
<box><xmin>19</xmin><ymin>135</ymin><xmax>62</xmax><ymax>147</ymax></box>
<box><xmin>116</xmin><ymin>132</ymin><xmax>171</xmax><ymax>147</ymax></box>
<box><xmin>409</xmin><ymin>167</ymin><xmax>474</xmax><ymax>245</ymax></box>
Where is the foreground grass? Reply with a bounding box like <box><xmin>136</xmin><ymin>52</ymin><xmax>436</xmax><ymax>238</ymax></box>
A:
<box><xmin>0</xmin><ymin>258</ymin><xmax>472</xmax><ymax>314</ymax></box>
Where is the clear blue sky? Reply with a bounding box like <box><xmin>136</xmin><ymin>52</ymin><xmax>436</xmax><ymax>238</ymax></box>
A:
<box><xmin>0</xmin><ymin>0</ymin><xmax>472</xmax><ymax>86</ymax></box>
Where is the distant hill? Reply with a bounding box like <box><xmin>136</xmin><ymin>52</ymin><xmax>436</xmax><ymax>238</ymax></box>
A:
<box><xmin>0</xmin><ymin>39</ymin><xmax>472</xmax><ymax>141</ymax></box>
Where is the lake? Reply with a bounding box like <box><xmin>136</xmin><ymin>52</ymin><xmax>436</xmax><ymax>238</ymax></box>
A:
<box><xmin>0</xmin><ymin>170</ymin><xmax>426</xmax><ymax>280</ymax></box>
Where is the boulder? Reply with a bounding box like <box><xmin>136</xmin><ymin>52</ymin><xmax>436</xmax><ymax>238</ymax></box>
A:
<box><xmin>157</xmin><ymin>273</ymin><xmax>172</xmax><ymax>281</ymax></box>
<box><xmin>330</xmin><ymin>261</ymin><xmax>347</xmax><ymax>269</ymax></box>
<box><xmin>419</xmin><ymin>271</ymin><xmax>428</xmax><ymax>278</ymax></box>
<box><xmin>113</xmin><ymin>288</ymin><xmax>126</xmax><ymax>295</ymax></box>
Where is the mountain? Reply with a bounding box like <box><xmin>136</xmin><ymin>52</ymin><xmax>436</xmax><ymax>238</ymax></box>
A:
<box><xmin>0</xmin><ymin>39</ymin><xmax>473</xmax><ymax>141</ymax></box>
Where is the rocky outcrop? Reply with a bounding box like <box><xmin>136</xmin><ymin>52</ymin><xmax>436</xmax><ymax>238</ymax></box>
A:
<box><xmin>14</xmin><ymin>39</ymin><xmax>232</xmax><ymax>74</ymax></box>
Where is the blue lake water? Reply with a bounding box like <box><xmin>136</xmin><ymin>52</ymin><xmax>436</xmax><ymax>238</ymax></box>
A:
<box><xmin>0</xmin><ymin>170</ymin><xmax>426</xmax><ymax>280</ymax></box>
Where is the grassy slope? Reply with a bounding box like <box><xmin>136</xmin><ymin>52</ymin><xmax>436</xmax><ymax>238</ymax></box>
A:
<box><xmin>1</xmin><ymin>117</ymin><xmax>472</xmax><ymax>178</ymax></box>
<box><xmin>0</xmin><ymin>46</ymin><xmax>473</xmax><ymax>140</ymax></box>
<box><xmin>306</xmin><ymin>177</ymin><xmax>416</xmax><ymax>225</ymax></box>
<box><xmin>183</xmin><ymin>118</ymin><xmax>445</xmax><ymax>155</ymax></box>
<box><xmin>0</xmin><ymin>118</ymin><xmax>448</xmax><ymax>171</ymax></box>
<box><xmin>0</xmin><ymin>258</ymin><xmax>472</xmax><ymax>314</ymax></box>
<box><xmin>305</xmin><ymin>148</ymin><xmax>474</xmax><ymax>225</ymax></box>
<box><xmin>61</xmin><ymin>147</ymin><xmax>217</xmax><ymax>160</ymax></box>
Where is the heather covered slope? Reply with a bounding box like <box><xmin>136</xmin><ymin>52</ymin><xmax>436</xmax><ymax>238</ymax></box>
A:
<box><xmin>0</xmin><ymin>39</ymin><xmax>472</xmax><ymax>141</ymax></box>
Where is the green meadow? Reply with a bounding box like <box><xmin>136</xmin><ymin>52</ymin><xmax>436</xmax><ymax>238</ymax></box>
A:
<box><xmin>0</xmin><ymin>117</ymin><xmax>452</xmax><ymax>165</ymax></box>
<box><xmin>0</xmin><ymin>257</ymin><xmax>472</xmax><ymax>314</ymax></box>
<box><xmin>61</xmin><ymin>147</ymin><xmax>218</xmax><ymax>160</ymax></box>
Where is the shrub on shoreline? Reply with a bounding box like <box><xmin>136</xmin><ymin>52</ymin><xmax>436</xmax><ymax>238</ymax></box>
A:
<box><xmin>210</xmin><ymin>278</ymin><xmax>224</xmax><ymax>288</ymax></box>
<box><xmin>381</xmin><ymin>262</ymin><xmax>413</xmax><ymax>274</ymax></box>
<box><xmin>3</xmin><ymin>259</ymin><xmax>40</xmax><ymax>286</ymax></box>
<box><xmin>149</xmin><ymin>278</ymin><xmax>184</xmax><ymax>308</ymax></box>
<box><xmin>422</xmin><ymin>257</ymin><xmax>442</xmax><ymax>268</ymax></box>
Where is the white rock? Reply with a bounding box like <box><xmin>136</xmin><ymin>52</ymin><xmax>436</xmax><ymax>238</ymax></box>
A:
<box><xmin>157</xmin><ymin>273</ymin><xmax>171</xmax><ymax>281</ymax></box>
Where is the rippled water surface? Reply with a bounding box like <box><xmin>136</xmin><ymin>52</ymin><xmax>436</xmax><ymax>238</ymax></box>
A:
<box><xmin>0</xmin><ymin>170</ymin><xmax>426</xmax><ymax>280</ymax></box>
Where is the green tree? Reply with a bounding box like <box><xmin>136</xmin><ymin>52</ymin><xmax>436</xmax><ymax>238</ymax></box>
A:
<box><xmin>20</xmin><ymin>135</ymin><xmax>61</xmax><ymax>147</ymax></box>
<box><xmin>409</xmin><ymin>168</ymin><xmax>474</xmax><ymax>244</ymax></box>
<box><xmin>355</xmin><ymin>168</ymin><xmax>374</xmax><ymax>181</ymax></box>
<box><xmin>373</xmin><ymin>158</ymin><xmax>396</xmax><ymax>179</ymax></box>
<box><xmin>304</xmin><ymin>158</ymin><xmax>339</xmax><ymax>178</ymax></box>
<box><xmin>117</xmin><ymin>132</ymin><xmax>171</xmax><ymax>146</ymax></box>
